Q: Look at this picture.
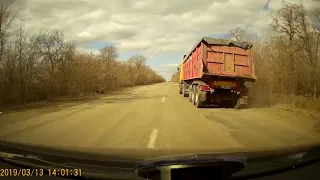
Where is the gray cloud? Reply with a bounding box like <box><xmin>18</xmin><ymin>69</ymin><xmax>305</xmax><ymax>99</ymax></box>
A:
<box><xmin>9</xmin><ymin>0</ymin><xmax>318</xmax><ymax>79</ymax></box>
<box><xmin>11</xmin><ymin>0</ymin><xmax>316</xmax><ymax>57</ymax></box>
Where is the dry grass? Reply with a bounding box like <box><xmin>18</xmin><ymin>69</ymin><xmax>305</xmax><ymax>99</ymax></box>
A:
<box><xmin>305</xmin><ymin>98</ymin><xmax>320</xmax><ymax>112</ymax></box>
<box><xmin>292</xmin><ymin>96</ymin><xmax>311</xmax><ymax>109</ymax></box>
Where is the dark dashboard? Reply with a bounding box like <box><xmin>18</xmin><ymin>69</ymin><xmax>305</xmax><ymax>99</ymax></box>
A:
<box><xmin>1</xmin><ymin>141</ymin><xmax>320</xmax><ymax>180</ymax></box>
<box><xmin>1</xmin><ymin>160</ymin><xmax>320</xmax><ymax>180</ymax></box>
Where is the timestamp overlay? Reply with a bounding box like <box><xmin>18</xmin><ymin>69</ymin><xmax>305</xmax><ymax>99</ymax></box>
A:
<box><xmin>0</xmin><ymin>168</ymin><xmax>44</xmax><ymax>177</ymax></box>
<box><xmin>0</xmin><ymin>168</ymin><xmax>82</xmax><ymax>177</ymax></box>
<box><xmin>48</xmin><ymin>168</ymin><xmax>82</xmax><ymax>177</ymax></box>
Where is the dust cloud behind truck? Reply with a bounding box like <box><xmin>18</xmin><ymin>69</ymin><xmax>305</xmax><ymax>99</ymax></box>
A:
<box><xmin>178</xmin><ymin>37</ymin><xmax>256</xmax><ymax>108</ymax></box>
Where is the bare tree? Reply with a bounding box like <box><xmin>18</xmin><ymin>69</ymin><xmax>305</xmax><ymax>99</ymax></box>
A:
<box><xmin>0</xmin><ymin>0</ymin><xmax>15</xmax><ymax>63</ymax></box>
<box><xmin>100</xmin><ymin>46</ymin><xmax>117</xmax><ymax>62</ymax></box>
<box><xmin>15</xmin><ymin>25</ymin><xmax>26</xmax><ymax>104</ymax></box>
<box><xmin>127</xmin><ymin>55</ymin><xmax>153</xmax><ymax>85</ymax></box>
<box><xmin>270</xmin><ymin>2</ymin><xmax>305</xmax><ymax>97</ymax></box>
<box><xmin>34</xmin><ymin>29</ymin><xmax>65</xmax><ymax>99</ymax></box>
<box><xmin>97</xmin><ymin>45</ymin><xmax>118</xmax><ymax>89</ymax></box>
<box><xmin>58</xmin><ymin>41</ymin><xmax>76</xmax><ymax>95</ymax></box>
<box><xmin>270</xmin><ymin>2</ymin><xmax>302</xmax><ymax>41</ymax></box>
<box><xmin>296</xmin><ymin>7</ymin><xmax>320</xmax><ymax>99</ymax></box>
<box><xmin>225</xmin><ymin>27</ymin><xmax>246</xmax><ymax>41</ymax></box>
<box><xmin>128</xmin><ymin>54</ymin><xmax>146</xmax><ymax>70</ymax></box>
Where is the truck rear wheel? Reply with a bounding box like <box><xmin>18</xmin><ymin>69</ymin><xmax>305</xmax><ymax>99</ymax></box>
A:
<box><xmin>182</xmin><ymin>85</ymin><xmax>188</xmax><ymax>97</ymax></box>
<box><xmin>188</xmin><ymin>86</ymin><xmax>192</xmax><ymax>102</ymax></box>
<box><xmin>191</xmin><ymin>86</ymin><xmax>196</xmax><ymax>104</ymax></box>
<box><xmin>195</xmin><ymin>86</ymin><xmax>204</xmax><ymax>108</ymax></box>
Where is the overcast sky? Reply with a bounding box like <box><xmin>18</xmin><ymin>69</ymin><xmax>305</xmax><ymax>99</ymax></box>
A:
<box><xmin>12</xmin><ymin>0</ymin><xmax>319</xmax><ymax>80</ymax></box>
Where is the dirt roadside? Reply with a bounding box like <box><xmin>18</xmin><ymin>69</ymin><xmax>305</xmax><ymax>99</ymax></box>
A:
<box><xmin>201</xmin><ymin>104</ymin><xmax>320</xmax><ymax>149</ymax></box>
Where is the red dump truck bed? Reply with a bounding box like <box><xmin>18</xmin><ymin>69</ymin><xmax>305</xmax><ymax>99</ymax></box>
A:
<box><xmin>182</xmin><ymin>37</ymin><xmax>256</xmax><ymax>81</ymax></box>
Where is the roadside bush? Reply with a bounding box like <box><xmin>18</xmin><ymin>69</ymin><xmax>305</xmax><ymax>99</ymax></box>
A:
<box><xmin>170</xmin><ymin>72</ymin><xmax>179</xmax><ymax>83</ymax></box>
<box><xmin>0</xmin><ymin>29</ymin><xmax>166</xmax><ymax>106</ymax></box>
<box><xmin>292</xmin><ymin>96</ymin><xmax>310</xmax><ymax>109</ymax></box>
<box><xmin>290</xmin><ymin>96</ymin><xmax>320</xmax><ymax>113</ymax></box>
<box><xmin>306</xmin><ymin>99</ymin><xmax>320</xmax><ymax>112</ymax></box>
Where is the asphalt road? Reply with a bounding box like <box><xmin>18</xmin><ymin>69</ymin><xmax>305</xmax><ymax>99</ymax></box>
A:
<box><xmin>0</xmin><ymin>82</ymin><xmax>319</xmax><ymax>151</ymax></box>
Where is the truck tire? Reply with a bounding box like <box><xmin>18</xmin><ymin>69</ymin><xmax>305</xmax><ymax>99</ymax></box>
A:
<box><xmin>182</xmin><ymin>85</ymin><xmax>188</xmax><ymax>97</ymax></box>
<box><xmin>195</xmin><ymin>86</ymin><xmax>204</xmax><ymax>108</ymax></box>
<box><xmin>191</xmin><ymin>86</ymin><xmax>196</xmax><ymax>105</ymax></box>
<box><xmin>188</xmin><ymin>86</ymin><xmax>193</xmax><ymax>102</ymax></box>
<box><xmin>179</xmin><ymin>86</ymin><xmax>182</xmax><ymax>94</ymax></box>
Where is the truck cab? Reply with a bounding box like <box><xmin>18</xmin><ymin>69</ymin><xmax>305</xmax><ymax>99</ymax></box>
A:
<box><xmin>179</xmin><ymin>55</ymin><xmax>189</xmax><ymax>97</ymax></box>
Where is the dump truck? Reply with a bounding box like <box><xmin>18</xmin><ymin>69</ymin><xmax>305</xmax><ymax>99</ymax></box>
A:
<box><xmin>178</xmin><ymin>37</ymin><xmax>256</xmax><ymax>108</ymax></box>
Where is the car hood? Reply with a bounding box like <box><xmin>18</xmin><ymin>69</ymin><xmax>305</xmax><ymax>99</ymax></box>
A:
<box><xmin>1</xmin><ymin>140</ymin><xmax>320</xmax><ymax>179</ymax></box>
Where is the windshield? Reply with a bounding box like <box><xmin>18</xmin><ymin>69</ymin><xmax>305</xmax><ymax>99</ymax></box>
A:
<box><xmin>0</xmin><ymin>0</ymin><xmax>319</xmax><ymax>159</ymax></box>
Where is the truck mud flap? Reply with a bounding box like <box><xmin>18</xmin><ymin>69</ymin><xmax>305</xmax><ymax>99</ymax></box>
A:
<box><xmin>239</xmin><ymin>96</ymin><xmax>248</xmax><ymax>105</ymax></box>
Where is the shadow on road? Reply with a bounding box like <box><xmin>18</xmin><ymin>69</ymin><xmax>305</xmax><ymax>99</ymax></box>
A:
<box><xmin>0</xmin><ymin>88</ymin><xmax>163</xmax><ymax>114</ymax></box>
<box><xmin>37</xmin><ymin>94</ymin><xmax>164</xmax><ymax>113</ymax></box>
<box><xmin>0</xmin><ymin>89</ymin><xmax>165</xmax><ymax>128</ymax></box>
